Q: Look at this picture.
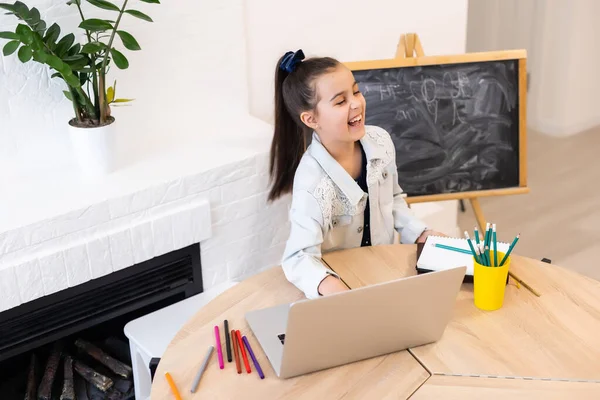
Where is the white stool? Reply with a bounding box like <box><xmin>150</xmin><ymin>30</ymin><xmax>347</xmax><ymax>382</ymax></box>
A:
<box><xmin>124</xmin><ymin>281</ymin><xmax>238</xmax><ymax>400</ymax></box>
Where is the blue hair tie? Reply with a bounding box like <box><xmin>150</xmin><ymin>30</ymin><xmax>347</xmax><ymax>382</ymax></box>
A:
<box><xmin>280</xmin><ymin>49</ymin><xmax>305</xmax><ymax>73</ymax></box>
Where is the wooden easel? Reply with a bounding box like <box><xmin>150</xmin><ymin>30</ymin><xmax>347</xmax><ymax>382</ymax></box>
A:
<box><xmin>394</xmin><ymin>33</ymin><xmax>489</xmax><ymax>232</ymax></box>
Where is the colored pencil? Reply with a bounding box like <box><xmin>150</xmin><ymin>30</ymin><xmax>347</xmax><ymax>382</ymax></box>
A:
<box><xmin>231</xmin><ymin>330</ymin><xmax>241</xmax><ymax>374</ymax></box>
<box><xmin>224</xmin><ymin>320</ymin><xmax>232</xmax><ymax>362</ymax></box>
<box><xmin>463</xmin><ymin>231</ymin><xmax>480</xmax><ymax>264</ymax></box>
<box><xmin>434</xmin><ymin>243</ymin><xmax>471</xmax><ymax>255</ymax></box>
<box><xmin>214</xmin><ymin>326</ymin><xmax>224</xmax><ymax>369</ymax></box>
<box><xmin>242</xmin><ymin>336</ymin><xmax>265</xmax><ymax>379</ymax></box>
<box><xmin>508</xmin><ymin>271</ymin><xmax>540</xmax><ymax>297</ymax></box>
<box><xmin>500</xmin><ymin>234</ymin><xmax>520</xmax><ymax>266</ymax></box>
<box><xmin>479</xmin><ymin>243</ymin><xmax>489</xmax><ymax>266</ymax></box>
<box><xmin>493</xmin><ymin>224</ymin><xmax>498</xmax><ymax>267</ymax></box>
<box><xmin>474</xmin><ymin>227</ymin><xmax>481</xmax><ymax>246</ymax></box>
<box><xmin>164</xmin><ymin>372</ymin><xmax>183</xmax><ymax>400</ymax></box>
<box><xmin>191</xmin><ymin>346</ymin><xmax>213</xmax><ymax>393</ymax></box>
<box><xmin>236</xmin><ymin>330</ymin><xmax>251</xmax><ymax>373</ymax></box>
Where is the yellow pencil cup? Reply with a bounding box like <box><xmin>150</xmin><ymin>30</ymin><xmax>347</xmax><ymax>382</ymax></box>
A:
<box><xmin>473</xmin><ymin>251</ymin><xmax>511</xmax><ymax>311</ymax></box>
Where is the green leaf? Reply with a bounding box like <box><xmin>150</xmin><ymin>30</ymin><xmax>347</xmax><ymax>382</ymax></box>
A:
<box><xmin>63</xmin><ymin>90</ymin><xmax>73</xmax><ymax>101</ymax></box>
<box><xmin>17</xmin><ymin>45</ymin><xmax>32</xmax><ymax>62</ymax></box>
<box><xmin>79</xmin><ymin>19</ymin><xmax>113</xmax><ymax>32</ymax></box>
<box><xmin>51</xmin><ymin>72</ymin><xmax>62</xmax><ymax>79</ymax></box>
<box><xmin>16</xmin><ymin>24</ymin><xmax>33</xmax><ymax>44</ymax></box>
<box><xmin>63</xmin><ymin>54</ymin><xmax>84</xmax><ymax>61</ymax></box>
<box><xmin>26</xmin><ymin>7</ymin><xmax>40</xmax><ymax>25</ymax></box>
<box><xmin>68</xmin><ymin>58</ymin><xmax>89</xmax><ymax>71</ymax></box>
<box><xmin>81</xmin><ymin>41</ymin><xmax>105</xmax><ymax>54</ymax></box>
<box><xmin>0</xmin><ymin>31</ymin><xmax>19</xmax><ymax>40</ymax></box>
<box><xmin>124</xmin><ymin>9</ymin><xmax>152</xmax><ymax>22</ymax></box>
<box><xmin>86</xmin><ymin>0</ymin><xmax>120</xmax><ymax>12</ymax></box>
<box><xmin>13</xmin><ymin>1</ymin><xmax>28</xmax><ymax>15</ymax></box>
<box><xmin>116</xmin><ymin>30</ymin><xmax>140</xmax><ymax>51</ymax></box>
<box><xmin>44</xmin><ymin>23</ymin><xmax>60</xmax><ymax>46</ymax></box>
<box><xmin>2</xmin><ymin>40</ymin><xmax>19</xmax><ymax>56</ymax></box>
<box><xmin>55</xmin><ymin>33</ymin><xmax>75</xmax><ymax>57</ymax></box>
<box><xmin>33</xmin><ymin>20</ymin><xmax>46</xmax><ymax>33</ymax></box>
<box><xmin>66</xmin><ymin>0</ymin><xmax>81</xmax><ymax>5</ymax></box>
<box><xmin>110</xmin><ymin>48</ymin><xmax>128</xmax><ymax>69</ymax></box>
<box><xmin>67</xmin><ymin>43</ymin><xmax>81</xmax><ymax>56</ymax></box>
<box><xmin>46</xmin><ymin>54</ymin><xmax>66</xmax><ymax>71</ymax></box>
<box><xmin>139</xmin><ymin>0</ymin><xmax>159</xmax><ymax>3</ymax></box>
<box><xmin>112</xmin><ymin>98</ymin><xmax>134</xmax><ymax>103</ymax></box>
<box><xmin>0</xmin><ymin>4</ymin><xmax>16</xmax><ymax>13</ymax></box>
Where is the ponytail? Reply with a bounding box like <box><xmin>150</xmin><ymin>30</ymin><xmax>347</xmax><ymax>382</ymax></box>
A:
<box><xmin>268</xmin><ymin>50</ymin><xmax>341</xmax><ymax>202</ymax></box>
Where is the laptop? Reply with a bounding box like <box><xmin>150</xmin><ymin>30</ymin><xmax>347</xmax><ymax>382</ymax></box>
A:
<box><xmin>245</xmin><ymin>266</ymin><xmax>465</xmax><ymax>379</ymax></box>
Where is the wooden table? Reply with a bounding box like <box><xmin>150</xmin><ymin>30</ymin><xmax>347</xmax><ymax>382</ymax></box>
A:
<box><xmin>323</xmin><ymin>245</ymin><xmax>600</xmax><ymax>382</ymax></box>
<box><xmin>411</xmin><ymin>376</ymin><xmax>600</xmax><ymax>399</ymax></box>
<box><xmin>150</xmin><ymin>264</ymin><xmax>429</xmax><ymax>399</ymax></box>
<box><xmin>152</xmin><ymin>244</ymin><xmax>600</xmax><ymax>399</ymax></box>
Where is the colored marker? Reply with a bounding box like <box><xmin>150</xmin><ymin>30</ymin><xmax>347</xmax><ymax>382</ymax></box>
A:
<box><xmin>191</xmin><ymin>346</ymin><xmax>213</xmax><ymax>393</ymax></box>
<box><xmin>236</xmin><ymin>330</ymin><xmax>251</xmax><ymax>373</ymax></box>
<box><xmin>243</xmin><ymin>336</ymin><xmax>265</xmax><ymax>379</ymax></box>
<box><xmin>165</xmin><ymin>372</ymin><xmax>183</xmax><ymax>400</ymax></box>
<box><xmin>224</xmin><ymin>320</ymin><xmax>232</xmax><ymax>362</ymax></box>
<box><xmin>214</xmin><ymin>325</ymin><xmax>224</xmax><ymax>369</ymax></box>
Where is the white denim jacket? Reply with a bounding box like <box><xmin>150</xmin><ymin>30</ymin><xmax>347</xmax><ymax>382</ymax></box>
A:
<box><xmin>281</xmin><ymin>125</ymin><xmax>428</xmax><ymax>299</ymax></box>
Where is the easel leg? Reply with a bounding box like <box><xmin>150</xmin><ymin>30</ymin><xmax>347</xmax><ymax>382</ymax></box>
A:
<box><xmin>469</xmin><ymin>198</ymin><xmax>486</xmax><ymax>233</ymax></box>
<box><xmin>459</xmin><ymin>200</ymin><xmax>466</xmax><ymax>212</ymax></box>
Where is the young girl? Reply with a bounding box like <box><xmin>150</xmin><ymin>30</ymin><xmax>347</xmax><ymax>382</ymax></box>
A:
<box><xmin>268</xmin><ymin>49</ymin><xmax>445</xmax><ymax>299</ymax></box>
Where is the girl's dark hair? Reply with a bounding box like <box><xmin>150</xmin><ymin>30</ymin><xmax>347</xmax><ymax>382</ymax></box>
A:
<box><xmin>268</xmin><ymin>53</ymin><xmax>341</xmax><ymax>202</ymax></box>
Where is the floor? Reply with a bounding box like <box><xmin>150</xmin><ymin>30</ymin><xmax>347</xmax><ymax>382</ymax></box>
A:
<box><xmin>457</xmin><ymin>125</ymin><xmax>600</xmax><ymax>281</ymax></box>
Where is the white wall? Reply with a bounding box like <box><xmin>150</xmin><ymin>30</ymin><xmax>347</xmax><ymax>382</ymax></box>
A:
<box><xmin>466</xmin><ymin>0</ymin><xmax>600</xmax><ymax>137</ymax></box>
<box><xmin>244</xmin><ymin>0</ymin><xmax>468</xmax><ymax>234</ymax></box>
<box><xmin>245</xmin><ymin>0</ymin><xmax>469</xmax><ymax>123</ymax></box>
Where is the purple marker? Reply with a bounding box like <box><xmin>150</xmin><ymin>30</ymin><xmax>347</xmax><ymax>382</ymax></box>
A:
<box><xmin>242</xmin><ymin>336</ymin><xmax>264</xmax><ymax>379</ymax></box>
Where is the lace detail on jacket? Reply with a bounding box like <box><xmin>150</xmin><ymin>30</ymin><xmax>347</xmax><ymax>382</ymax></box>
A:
<box><xmin>365</xmin><ymin>126</ymin><xmax>395</xmax><ymax>186</ymax></box>
<box><xmin>313</xmin><ymin>178</ymin><xmax>367</xmax><ymax>229</ymax></box>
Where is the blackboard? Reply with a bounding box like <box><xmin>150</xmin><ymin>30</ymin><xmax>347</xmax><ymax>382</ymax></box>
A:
<box><xmin>349</xmin><ymin>52</ymin><xmax>527</xmax><ymax>200</ymax></box>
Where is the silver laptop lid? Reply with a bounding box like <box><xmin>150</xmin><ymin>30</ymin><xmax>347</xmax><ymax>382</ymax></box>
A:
<box><xmin>278</xmin><ymin>267</ymin><xmax>465</xmax><ymax>378</ymax></box>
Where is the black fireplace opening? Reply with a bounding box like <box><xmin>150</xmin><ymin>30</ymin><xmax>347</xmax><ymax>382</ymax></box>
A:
<box><xmin>0</xmin><ymin>243</ymin><xmax>203</xmax><ymax>399</ymax></box>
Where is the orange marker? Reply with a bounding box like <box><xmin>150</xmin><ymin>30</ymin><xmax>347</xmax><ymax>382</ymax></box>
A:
<box><xmin>236</xmin><ymin>330</ymin><xmax>251</xmax><ymax>373</ymax></box>
<box><xmin>164</xmin><ymin>372</ymin><xmax>182</xmax><ymax>400</ymax></box>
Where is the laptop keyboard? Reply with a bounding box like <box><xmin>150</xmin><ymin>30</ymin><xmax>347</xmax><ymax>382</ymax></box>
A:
<box><xmin>277</xmin><ymin>334</ymin><xmax>285</xmax><ymax>344</ymax></box>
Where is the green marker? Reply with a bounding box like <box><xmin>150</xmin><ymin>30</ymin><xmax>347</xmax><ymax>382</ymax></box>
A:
<box><xmin>500</xmin><ymin>234</ymin><xmax>521</xmax><ymax>266</ymax></box>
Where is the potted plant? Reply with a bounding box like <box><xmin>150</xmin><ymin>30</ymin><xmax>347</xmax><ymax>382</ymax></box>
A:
<box><xmin>0</xmin><ymin>0</ymin><xmax>159</xmax><ymax>176</ymax></box>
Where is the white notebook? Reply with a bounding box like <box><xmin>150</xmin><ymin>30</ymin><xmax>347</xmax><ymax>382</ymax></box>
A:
<box><xmin>417</xmin><ymin>235</ymin><xmax>510</xmax><ymax>276</ymax></box>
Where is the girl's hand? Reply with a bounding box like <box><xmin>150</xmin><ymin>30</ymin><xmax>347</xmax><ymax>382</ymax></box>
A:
<box><xmin>416</xmin><ymin>229</ymin><xmax>447</xmax><ymax>244</ymax></box>
<box><xmin>318</xmin><ymin>275</ymin><xmax>350</xmax><ymax>296</ymax></box>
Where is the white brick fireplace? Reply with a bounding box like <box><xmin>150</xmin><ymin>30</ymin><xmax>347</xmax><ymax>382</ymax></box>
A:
<box><xmin>0</xmin><ymin>115</ymin><xmax>290</xmax><ymax>312</ymax></box>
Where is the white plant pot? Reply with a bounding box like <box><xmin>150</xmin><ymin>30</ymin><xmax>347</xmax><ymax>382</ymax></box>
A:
<box><xmin>68</xmin><ymin>118</ymin><xmax>117</xmax><ymax>178</ymax></box>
